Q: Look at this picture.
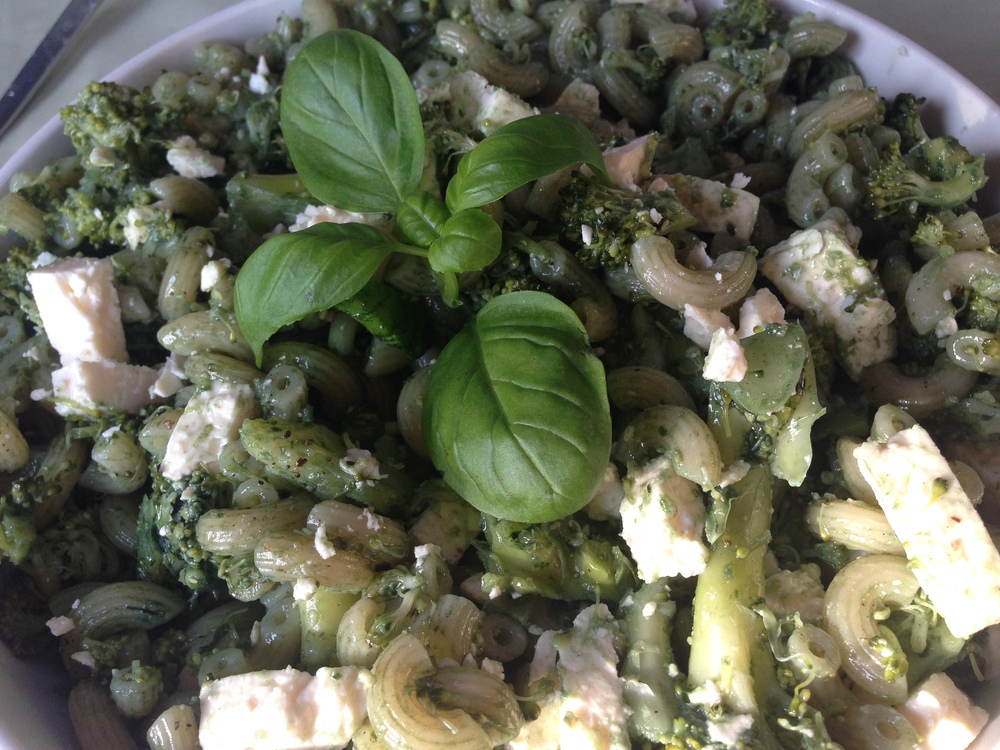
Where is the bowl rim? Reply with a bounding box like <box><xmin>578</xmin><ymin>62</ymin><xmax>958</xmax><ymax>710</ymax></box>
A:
<box><xmin>1</xmin><ymin>1</ymin><xmax>999</xmax><ymax>748</ymax></box>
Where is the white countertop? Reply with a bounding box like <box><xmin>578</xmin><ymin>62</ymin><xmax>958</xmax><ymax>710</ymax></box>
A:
<box><xmin>1</xmin><ymin>0</ymin><xmax>998</xmax><ymax>167</ymax></box>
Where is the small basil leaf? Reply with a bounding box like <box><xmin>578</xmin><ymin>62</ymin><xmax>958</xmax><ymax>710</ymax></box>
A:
<box><xmin>394</xmin><ymin>191</ymin><xmax>450</xmax><ymax>247</ymax></box>
<box><xmin>234</xmin><ymin>223</ymin><xmax>400</xmax><ymax>363</ymax></box>
<box><xmin>445</xmin><ymin>114</ymin><xmax>609</xmax><ymax>213</ymax></box>
<box><xmin>428</xmin><ymin>209</ymin><xmax>503</xmax><ymax>274</ymax></box>
<box><xmin>280</xmin><ymin>30</ymin><xmax>424</xmax><ymax>213</ymax></box>
<box><xmin>424</xmin><ymin>291</ymin><xmax>612</xmax><ymax>523</ymax></box>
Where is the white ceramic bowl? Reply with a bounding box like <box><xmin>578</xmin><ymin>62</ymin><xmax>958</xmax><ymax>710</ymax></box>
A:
<box><xmin>2</xmin><ymin>0</ymin><xmax>1000</xmax><ymax>747</ymax></box>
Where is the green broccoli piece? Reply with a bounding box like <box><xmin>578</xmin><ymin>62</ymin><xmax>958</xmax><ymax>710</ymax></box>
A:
<box><xmin>555</xmin><ymin>172</ymin><xmax>696</xmax><ymax>270</ymax></box>
<box><xmin>703</xmin><ymin>0</ymin><xmax>785</xmax><ymax>50</ymax></box>
<box><xmin>137</xmin><ymin>467</ymin><xmax>233</xmax><ymax>594</ymax></box>
<box><xmin>461</xmin><ymin>246</ymin><xmax>545</xmax><ymax>310</ymax></box>
<box><xmin>883</xmin><ymin>92</ymin><xmax>931</xmax><ymax>152</ymax></box>
<box><xmin>0</xmin><ymin>430</ymin><xmax>88</xmax><ymax>567</ymax></box>
<box><xmin>865</xmin><ymin>138</ymin><xmax>988</xmax><ymax>220</ymax></box>
<box><xmin>60</xmin><ymin>81</ymin><xmax>159</xmax><ymax>154</ymax></box>
<box><xmin>478</xmin><ymin>515</ymin><xmax>637</xmax><ymax>602</ymax></box>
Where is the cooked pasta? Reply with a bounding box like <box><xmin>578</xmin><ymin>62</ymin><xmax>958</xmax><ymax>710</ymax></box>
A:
<box><xmin>1</xmin><ymin>1</ymin><xmax>999</xmax><ymax>748</ymax></box>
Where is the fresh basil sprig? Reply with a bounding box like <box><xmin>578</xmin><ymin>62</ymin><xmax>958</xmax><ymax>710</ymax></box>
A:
<box><xmin>233</xmin><ymin>30</ymin><xmax>615</xmax><ymax>524</ymax></box>
<box><xmin>423</xmin><ymin>291</ymin><xmax>612</xmax><ymax>523</ymax></box>
<box><xmin>235</xmin><ymin>29</ymin><xmax>610</xmax><ymax>361</ymax></box>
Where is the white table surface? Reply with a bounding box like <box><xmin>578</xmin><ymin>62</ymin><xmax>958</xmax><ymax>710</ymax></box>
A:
<box><xmin>0</xmin><ymin>0</ymin><xmax>998</xmax><ymax>167</ymax></box>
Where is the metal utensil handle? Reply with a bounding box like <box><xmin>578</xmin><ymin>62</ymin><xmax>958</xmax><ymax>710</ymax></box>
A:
<box><xmin>0</xmin><ymin>0</ymin><xmax>106</xmax><ymax>139</ymax></box>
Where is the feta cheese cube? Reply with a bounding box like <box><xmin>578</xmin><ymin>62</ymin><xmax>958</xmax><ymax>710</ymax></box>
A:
<box><xmin>900</xmin><ymin>673</ymin><xmax>988</xmax><ymax>750</ymax></box>
<box><xmin>702</xmin><ymin>328</ymin><xmax>748</xmax><ymax>383</ymax></box>
<box><xmin>160</xmin><ymin>382</ymin><xmax>258</xmax><ymax>479</ymax></box>
<box><xmin>448</xmin><ymin>71</ymin><xmax>537</xmax><ymax>137</ymax></box>
<box><xmin>27</xmin><ymin>257</ymin><xmax>128</xmax><ymax>364</ymax></box>
<box><xmin>167</xmin><ymin>135</ymin><xmax>225</xmax><ymax>179</ymax></box>
<box><xmin>48</xmin><ymin>359</ymin><xmax>160</xmax><ymax>417</ymax></box>
<box><xmin>510</xmin><ymin>604</ymin><xmax>629</xmax><ymax>750</ymax></box>
<box><xmin>199</xmin><ymin>666</ymin><xmax>372</xmax><ymax>750</ymax></box>
<box><xmin>682</xmin><ymin>303</ymin><xmax>733</xmax><ymax>350</ymax></box>
<box><xmin>854</xmin><ymin>422</ymin><xmax>1000</xmax><ymax>638</ymax></box>
<box><xmin>620</xmin><ymin>464</ymin><xmax>708</xmax><ymax>580</ymax></box>
<box><xmin>760</xmin><ymin>220</ymin><xmax>896</xmax><ymax>379</ymax></box>
<box><xmin>603</xmin><ymin>134</ymin><xmax>657</xmax><ymax>191</ymax></box>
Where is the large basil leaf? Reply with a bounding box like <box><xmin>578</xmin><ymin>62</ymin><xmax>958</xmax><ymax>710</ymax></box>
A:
<box><xmin>428</xmin><ymin>208</ymin><xmax>502</xmax><ymax>273</ymax></box>
<box><xmin>423</xmin><ymin>291</ymin><xmax>612</xmax><ymax>522</ymax></box>
<box><xmin>280</xmin><ymin>30</ymin><xmax>424</xmax><ymax>213</ymax></box>
<box><xmin>234</xmin><ymin>223</ymin><xmax>400</xmax><ymax>363</ymax></box>
<box><xmin>445</xmin><ymin>114</ymin><xmax>609</xmax><ymax>213</ymax></box>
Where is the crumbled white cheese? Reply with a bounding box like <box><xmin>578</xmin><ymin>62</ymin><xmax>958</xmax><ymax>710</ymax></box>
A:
<box><xmin>71</xmin><ymin>651</ymin><xmax>96</xmax><ymax>669</ymax></box>
<box><xmin>702</xmin><ymin>327</ymin><xmax>748</xmax><ymax>383</ymax></box>
<box><xmin>603</xmin><ymin>134</ymin><xmax>656</xmax><ymax>191</ymax></box>
<box><xmin>150</xmin><ymin>353</ymin><xmax>187</xmax><ymax>399</ymax></box>
<box><xmin>167</xmin><ymin>135</ymin><xmax>225</xmax><ymax>179</ymax></box>
<box><xmin>510</xmin><ymin>604</ymin><xmax>629</xmax><ymax>750</ymax></box>
<box><xmin>160</xmin><ymin>382</ymin><xmax>258</xmax><ymax>479</ymax></box>
<box><xmin>447</xmin><ymin>70</ymin><xmax>537</xmax><ymax>136</ymax></box>
<box><xmin>27</xmin><ymin>257</ymin><xmax>128</xmax><ymax>364</ymax></box>
<box><xmin>45</xmin><ymin>616</ymin><xmax>75</xmax><ymax>636</ymax></box>
<box><xmin>314</xmin><ymin>523</ymin><xmax>338</xmax><ymax>560</ymax></box>
<box><xmin>760</xmin><ymin>219</ymin><xmax>896</xmax><ymax>379</ymax></box>
<box><xmin>199</xmin><ymin>666</ymin><xmax>372</xmax><ymax>750</ymax></box>
<box><xmin>293</xmin><ymin>578</ymin><xmax>319</xmax><ymax>601</ymax></box>
<box><xmin>900</xmin><ymin>673</ymin><xmax>988</xmax><ymax>750</ymax></box>
<box><xmin>682</xmin><ymin>303</ymin><xmax>733</xmax><ymax>350</ymax></box>
<box><xmin>581</xmin><ymin>224</ymin><xmax>594</xmax><ymax>246</ymax></box>
<box><xmin>248</xmin><ymin>55</ymin><xmax>271</xmax><ymax>95</ymax></box>
<box><xmin>854</xmin><ymin>422</ymin><xmax>1000</xmax><ymax>638</ymax></box>
<box><xmin>737</xmin><ymin>288</ymin><xmax>786</xmax><ymax>338</ymax></box>
<box><xmin>200</xmin><ymin>258</ymin><xmax>232</xmax><ymax>293</ymax></box>
<box><xmin>290</xmin><ymin>204</ymin><xmax>393</xmax><ymax>234</ymax></box>
<box><xmin>46</xmin><ymin>359</ymin><xmax>160</xmax><ymax>417</ymax></box>
<box><xmin>620</xmin><ymin>461</ymin><xmax>708</xmax><ymax>581</ymax></box>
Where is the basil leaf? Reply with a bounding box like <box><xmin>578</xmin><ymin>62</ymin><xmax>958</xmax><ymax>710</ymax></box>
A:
<box><xmin>234</xmin><ymin>223</ymin><xmax>400</xmax><ymax>363</ymax></box>
<box><xmin>280</xmin><ymin>30</ymin><xmax>424</xmax><ymax>213</ymax></box>
<box><xmin>423</xmin><ymin>291</ymin><xmax>612</xmax><ymax>522</ymax></box>
<box><xmin>395</xmin><ymin>192</ymin><xmax>450</xmax><ymax>247</ymax></box>
<box><xmin>445</xmin><ymin>114</ymin><xmax>609</xmax><ymax>213</ymax></box>
<box><xmin>428</xmin><ymin>209</ymin><xmax>503</xmax><ymax>273</ymax></box>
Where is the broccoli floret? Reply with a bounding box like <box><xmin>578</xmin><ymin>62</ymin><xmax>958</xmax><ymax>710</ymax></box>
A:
<box><xmin>883</xmin><ymin>93</ymin><xmax>931</xmax><ymax>152</ymax></box>
<box><xmin>0</xmin><ymin>430</ymin><xmax>88</xmax><ymax>566</ymax></box>
<box><xmin>555</xmin><ymin>172</ymin><xmax>696</xmax><ymax>270</ymax></box>
<box><xmin>60</xmin><ymin>81</ymin><xmax>160</xmax><ymax>154</ymax></box>
<box><xmin>703</xmin><ymin>0</ymin><xmax>785</xmax><ymax>50</ymax></box>
<box><xmin>461</xmin><ymin>246</ymin><xmax>545</xmax><ymax>310</ymax></box>
<box><xmin>478</xmin><ymin>514</ymin><xmax>637</xmax><ymax>602</ymax></box>
<box><xmin>865</xmin><ymin>139</ymin><xmax>988</xmax><ymax>220</ymax></box>
<box><xmin>137</xmin><ymin>467</ymin><xmax>233</xmax><ymax>594</ymax></box>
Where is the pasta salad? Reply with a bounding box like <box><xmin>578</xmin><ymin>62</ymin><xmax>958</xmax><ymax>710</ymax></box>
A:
<box><xmin>0</xmin><ymin>0</ymin><xmax>999</xmax><ymax>748</ymax></box>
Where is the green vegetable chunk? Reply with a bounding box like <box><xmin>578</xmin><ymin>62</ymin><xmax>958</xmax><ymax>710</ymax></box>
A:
<box><xmin>424</xmin><ymin>291</ymin><xmax>612</xmax><ymax>522</ymax></box>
